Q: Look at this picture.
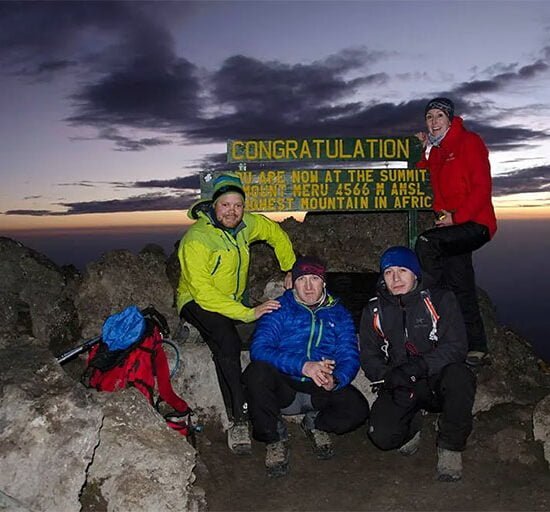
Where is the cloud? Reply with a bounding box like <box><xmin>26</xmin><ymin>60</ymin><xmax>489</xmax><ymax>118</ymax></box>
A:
<box><xmin>132</xmin><ymin>175</ymin><xmax>201</xmax><ymax>190</ymax></box>
<box><xmin>0</xmin><ymin>1</ymin><xmax>189</xmax><ymax>76</ymax></box>
<box><xmin>492</xmin><ymin>165</ymin><xmax>550</xmax><ymax>197</ymax></box>
<box><xmin>4</xmin><ymin>191</ymin><xmax>199</xmax><ymax>216</ymax></box>
<box><xmin>4</xmin><ymin>209</ymin><xmax>58</xmax><ymax>216</ymax></box>
<box><xmin>70</xmin><ymin>127</ymin><xmax>174</xmax><ymax>152</ymax></box>
<box><xmin>454</xmin><ymin>58</ymin><xmax>549</xmax><ymax>95</ymax></box>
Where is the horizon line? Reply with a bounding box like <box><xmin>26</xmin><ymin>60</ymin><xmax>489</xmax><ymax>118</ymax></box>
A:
<box><xmin>1</xmin><ymin>206</ymin><xmax>549</xmax><ymax>235</ymax></box>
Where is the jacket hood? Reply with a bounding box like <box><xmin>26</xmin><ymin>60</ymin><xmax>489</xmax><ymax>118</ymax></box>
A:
<box><xmin>441</xmin><ymin>116</ymin><xmax>466</xmax><ymax>147</ymax></box>
<box><xmin>187</xmin><ymin>198</ymin><xmax>212</xmax><ymax>220</ymax></box>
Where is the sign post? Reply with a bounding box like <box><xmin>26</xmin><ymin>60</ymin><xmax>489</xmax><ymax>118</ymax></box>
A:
<box><xmin>199</xmin><ymin>136</ymin><xmax>430</xmax><ymax>247</ymax></box>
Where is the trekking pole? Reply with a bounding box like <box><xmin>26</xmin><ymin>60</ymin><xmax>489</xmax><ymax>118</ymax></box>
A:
<box><xmin>56</xmin><ymin>335</ymin><xmax>101</xmax><ymax>365</ymax></box>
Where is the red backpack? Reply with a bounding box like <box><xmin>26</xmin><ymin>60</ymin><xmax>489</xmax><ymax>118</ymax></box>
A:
<box><xmin>85</xmin><ymin>306</ymin><xmax>193</xmax><ymax>439</ymax></box>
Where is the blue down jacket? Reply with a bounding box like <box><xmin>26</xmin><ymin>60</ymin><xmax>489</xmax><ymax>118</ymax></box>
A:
<box><xmin>250</xmin><ymin>289</ymin><xmax>360</xmax><ymax>389</ymax></box>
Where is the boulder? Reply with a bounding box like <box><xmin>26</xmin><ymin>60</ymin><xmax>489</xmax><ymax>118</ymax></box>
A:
<box><xmin>171</xmin><ymin>343</ymin><xmax>250</xmax><ymax>429</ymax></box>
<box><xmin>0</xmin><ymin>237</ymin><xmax>79</xmax><ymax>353</ymax></box>
<box><xmin>83</xmin><ymin>388</ymin><xmax>198</xmax><ymax>512</ymax></box>
<box><xmin>533</xmin><ymin>394</ymin><xmax>550</xmax><ymax>468</ymax></box>
<box><xmin>0</xmin><ymin>337</ymin><xmax>200</xmax><ymax>511</ymax></box>
<box><xmin>75</xmin><ymin>246</ymin><xmax>178</xmax><ymax>339</ymax></box>
<box><xmin>0</xmin><ymin>339</ymin><xmax>103</xmax><ymax>512</ymax></box>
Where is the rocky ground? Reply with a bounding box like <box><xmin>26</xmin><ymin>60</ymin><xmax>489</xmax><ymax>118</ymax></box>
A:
<box><xmin>2</xmin><ymin>225</ymin><xmax>550</xmax><ymax>511</ymax></box>
<box><xmin>196</xmin><ymin>403</ymin><xmax>550</xmax><ymax>512</ymax></box>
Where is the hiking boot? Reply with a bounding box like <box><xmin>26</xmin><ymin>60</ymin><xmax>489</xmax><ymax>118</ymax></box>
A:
<box><xmin>227</xmin><ymin>421</ymin><xmax>251</xmax><ymax>455</ymax></box>
<box><xmin>465</xmin><ymin>351</ymin><xmax>490</xmax><ymax>368</ymax></box>
<box><xmin>301</xmin><ymin>418</ymin><xmax>334</xmax><ymax>460</ymax></box>
<box><xmin>398</xmin><ymin>431</ymin><xmax>421</xmax><ymax>456</ymax></box>
<box><xmin>436</xmin><ymin>447</ymin><xmax>462</xmax><ymax>482</ymax></box>
<box><xmin>265</xmin><ymin>440</ymin><xmax>289</xmax><ymax>478</ymax></box>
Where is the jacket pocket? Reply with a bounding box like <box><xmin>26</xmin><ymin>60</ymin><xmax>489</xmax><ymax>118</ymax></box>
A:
<box><xmin>210</xmin><ymin>255</ymin><xmax>221</xmax><ymax>275</ymax></box>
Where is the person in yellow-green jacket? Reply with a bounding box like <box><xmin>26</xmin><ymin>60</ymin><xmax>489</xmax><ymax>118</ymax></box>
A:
<box><xmin>177</xmin><ymin>173</ymin><xmax>296</xmax><ymax>454</ymax></box>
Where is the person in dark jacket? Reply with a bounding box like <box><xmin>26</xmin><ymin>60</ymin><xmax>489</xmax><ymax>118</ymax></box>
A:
<box><xmin>415</xmin><ymin>97</ymin><xmax>497</xmax><ymax>367</ymax></box>
<box><xmin>359</xmin><ymin>246</ymin><xmax>476</xmax><ymax>482</ymax></box>
<box><xmin>244</xmin><ymin>256</ymin><xmax>369</xmax><ymax>478</ymax></box>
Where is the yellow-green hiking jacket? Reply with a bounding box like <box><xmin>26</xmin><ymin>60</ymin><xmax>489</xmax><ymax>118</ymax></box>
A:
<box><xmin>177</xmin><ymin>209</ymin><xmax>295</xmax><ymax>322</ymax></box>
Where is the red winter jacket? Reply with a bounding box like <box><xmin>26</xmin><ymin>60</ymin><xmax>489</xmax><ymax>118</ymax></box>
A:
<box><xmin>417</xmin><ymin>116</ymin><xmax>497</xmax><ymax>238</ymax></box>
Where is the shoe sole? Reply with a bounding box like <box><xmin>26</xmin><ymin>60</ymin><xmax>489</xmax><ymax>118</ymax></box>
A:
<box><xmin>229</xmin><ymin>443</ymin><xmax>252</xmax><ymax>456</ymax></box>
<box><xmin>267</xmin><ymin>462</ymin><xmax>289</xmax><ymax>478</ymax></box>
<box><xmin>436</xmin><ymin>472</ymin><xmax>462</xmax><ymax>482</ymax></box>
<box><xmin>301</xmin><ymin>425</ymin><xmax>334</xmax><ymax>460</ymax></box>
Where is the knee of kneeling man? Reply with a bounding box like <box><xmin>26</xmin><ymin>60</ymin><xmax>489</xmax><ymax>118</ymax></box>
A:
<box><xmin>441</xmin><ymin>362</ymin><xmax>475</xmax><ymax>384</ymax></box>
<box><xmin>243</xmin><ymin>360</ymin><xmax>273</xmax><ymax>381</ymax></box>
<box><xmin>367</xmin><ymin>424</ymin><xmax>401</xmax><ymax>451</ymax></box>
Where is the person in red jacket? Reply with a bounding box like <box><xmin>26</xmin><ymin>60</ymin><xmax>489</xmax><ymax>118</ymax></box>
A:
<box><xmin>415</xmin><ymin>98</ymin><xmax>497</xmax><ymax>367</ymax></box>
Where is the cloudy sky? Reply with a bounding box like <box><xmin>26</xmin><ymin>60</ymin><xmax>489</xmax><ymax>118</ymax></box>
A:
<box><xmin>1</xmin><ymin>0</ymin><xmax>550</xmax><ymax>232</ymax></box>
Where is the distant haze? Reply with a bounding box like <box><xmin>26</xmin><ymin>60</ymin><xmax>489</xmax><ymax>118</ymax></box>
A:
<box><xmin>6</xmin><ymin>217</ymin><xmax>549</xmax><ymax>361</ymax></box>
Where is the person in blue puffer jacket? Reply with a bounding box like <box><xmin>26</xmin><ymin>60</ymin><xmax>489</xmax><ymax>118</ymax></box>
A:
<box><xmin>244</xmin><ymin>256</ymin><xmax>369</xmax><ymax>478</ymax></box>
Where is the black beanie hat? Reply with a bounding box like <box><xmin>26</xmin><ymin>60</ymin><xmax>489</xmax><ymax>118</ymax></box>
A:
<box><xmin>291</xmin><ymin>256</ymin><xmax>326</xmax><ymax>283</ymax></box>
<box><xmin>425</xmin><ymin>97</ymin><xmax>454</xmax><ymax>120</ymax></box>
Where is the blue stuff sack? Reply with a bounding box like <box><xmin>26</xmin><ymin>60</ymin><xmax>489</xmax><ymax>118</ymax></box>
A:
<box><xmin>102</xmin><ymin>305</ymin><xmax>146</xmax><ymax>351</ymax></box>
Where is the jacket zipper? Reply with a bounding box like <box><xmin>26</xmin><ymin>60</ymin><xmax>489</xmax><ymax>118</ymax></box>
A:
<box><xmin>222</xmin><ymin>230</ymin><xmax>241</xmax><ymax>298</ymax></box>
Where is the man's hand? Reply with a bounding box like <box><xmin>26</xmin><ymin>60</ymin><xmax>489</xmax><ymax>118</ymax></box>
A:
<box><xmin>383</xmin><ymin>366</ymin><xmax>413</xmax><ymax>390</ymax></box>
<box><xmin>302</xmin><ymin>360</ymin><xmax>334</xmax><ymax>388</ymax></box>
<box><xmin>253</xmin><ymin>300</ymin><xmax>281</xmax><ymax>319</ymax></box>
<box><xmin>399</xmin><ymin>356</ymin><xmax>428</xmax><ymax>381</ymax></box>
<box><xmin>321</xmin><ymin>374</ymin><xmax>336</xmax><ymax>391</ymax></box>
<box><xmin>384</xmin><ymin>357</ymin><xmax>427</xmax><ymax>390</ymax></box>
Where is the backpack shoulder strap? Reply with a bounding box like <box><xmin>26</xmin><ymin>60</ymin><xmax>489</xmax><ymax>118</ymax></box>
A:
<box><xmin>368</xmin><ymin>296</ymin><xmax>390</xmax><ymax>361</ymax></box>
<box><xmin>420</xmin><ymin>289</ymin><xmax>440</xmax><ymax>344</ymax></box>
<box><xmin>150</xmin><ymin>325</ymin><xmax>190</xmax><ymax>414</ymax></box>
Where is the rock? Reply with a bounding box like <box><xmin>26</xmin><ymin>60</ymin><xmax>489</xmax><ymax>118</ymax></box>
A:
<box><xmin>75</xmin><ymin>249</ymin><xmax>178</xmax><ymax>339</ymax></box>
<box><xmin>171</xmin><ymin>343</ymin><xmax>250</xmax><ymax>429</ymax></box>
<box><xmin>0</xmin><ymin>491</ymin><xmax>31</xmax><ymax>511</ymax></box>
<box><xmin>0</xmin><ymin>237</ymin><xmax>79</xmax><ymax>353</ymax></box>
<box><xmin>0</xmin><ymin>339</ymin><xmax>103</xmax><ymax>512</ymax></box>
<box><xmin>533</xmin><ymin>394</ymin><xmax>550</xmax><ymax>468</ymax></box>
<box><xmin>490</xmin><ymin>427</ymin><xmax>538</xmax><ymax>465</ymax></box>
<box><xmin>84</xmin><ymin>388</ymin><xmax>198</xmax><ymax>512</ymax></box>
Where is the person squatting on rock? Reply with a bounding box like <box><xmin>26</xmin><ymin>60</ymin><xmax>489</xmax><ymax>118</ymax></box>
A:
<box><xmin>359</xmin><ymin>246</ymin><xmax>476</xmax><ymax>482</ymax></box>
<box><xmin>176</xmin><ymin>173</ymin><xmax>296</xmax><ymax>454</ymax></box>
<box><xmin>244</xmin><ymin>256</ymin><xmax>370</xmax><ymax>478</ymax></box>
<box><xmin>415</xmin><ymin>97</ymin><xmax>497</xmax><ymax>368</ymax></box>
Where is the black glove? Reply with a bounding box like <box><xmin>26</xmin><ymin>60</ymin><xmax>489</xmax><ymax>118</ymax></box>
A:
<box><xmin>383</xmin><ymin>366</ymin><xmax>413</xmax><ymax>390</ymax></box>
<box><xmin>396</xmin><ymin>356</ymin><xmax>428</xmax><ymax>383</ymax></box>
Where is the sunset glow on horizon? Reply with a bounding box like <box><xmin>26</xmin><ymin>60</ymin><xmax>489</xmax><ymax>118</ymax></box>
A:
<box><xmin>2</xmin><ymin>205</ymin><xmax>548</xmax><ymax>236</ymax></box>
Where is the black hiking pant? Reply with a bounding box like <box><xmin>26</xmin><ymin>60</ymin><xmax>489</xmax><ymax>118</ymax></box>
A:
<box><xmin>243</xmin><ymin>360</ymin><xmax>370</xmax><ymax>444</ymax></box>
<box><xmin>415</xmin><ymin>221</ymin><xmax>490</xmax><ymax>352</ymax></box>
<box><xmin>180</xmin><ymin>301</ymin><xmax>247</xmax><ymax>422</ymax></box>
<box><xmin>368</xmin><ymin>363</ymin><xmax>476</xmax><ymax>452</ymax></box>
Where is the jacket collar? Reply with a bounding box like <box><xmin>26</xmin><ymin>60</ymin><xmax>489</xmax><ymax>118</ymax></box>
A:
<box><xmin>439</xmin><ymin>116</ymin><xmax>465</xmax><ymax>150</ymax></box>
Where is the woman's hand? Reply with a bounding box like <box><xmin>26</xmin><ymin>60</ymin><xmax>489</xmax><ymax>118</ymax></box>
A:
<box><xmin>435</xmin><ymin>210</ymin><xmax>454</xmax><ymax>227</ymax></box>
<box><xmin>415</xmin><ymin>131</ymin><xmax>428</xmax><ymax>148</ymax></box>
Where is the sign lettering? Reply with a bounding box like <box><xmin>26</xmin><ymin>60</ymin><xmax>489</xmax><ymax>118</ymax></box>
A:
<box><xmin>227</xmin><ymin>137</ymin><xmax>422</xmax><ymax>164</ymax></box>
<box><xmin>200</xmin><ymin>169</ymin><xmax>432</xmax><ymax>212</ymax></box>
